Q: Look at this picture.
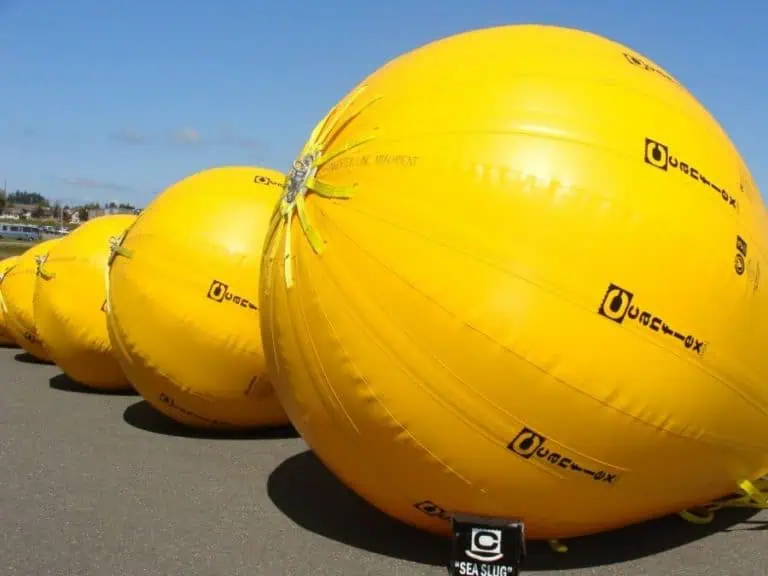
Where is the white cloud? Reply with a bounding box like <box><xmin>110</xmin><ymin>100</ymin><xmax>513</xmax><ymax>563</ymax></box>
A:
<box><xmin>170</xmin><ymin>127</ymin><xmax>203</xmax><ymax>145</ymax></box>
<box><xmin>59</xmin><ymin>176</ymin><xmax>134</xmax><ymax>193</ymax></box>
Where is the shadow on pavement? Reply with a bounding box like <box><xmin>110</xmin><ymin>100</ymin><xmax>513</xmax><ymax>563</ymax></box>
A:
<box><xmin>267</xmin><ymin>449</ymin><xmax>764</xmax><ymax>571</ymax></box>
<box><xmin>14</xmin><ymin>351</ymin><xmax>52</xmax><ymax>365</ymax></box>
<box><xmin>122</xmin><ymin>399</ymin><xmax>300</xmax><ymax>441</ymax></box>
<box><xmin>49</xmin><ymin>373</ymin><xmax>138</xmax><ymax>396</ymax></box>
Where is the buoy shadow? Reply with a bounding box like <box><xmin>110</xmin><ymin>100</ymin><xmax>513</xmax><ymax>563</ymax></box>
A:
<box><xmin>14</xmin><ymin>352</ymin><xmax>52</xmax><ymax>365</ymax></box>
<box><xmin>267</xmin><ymin>450</ymin><xmax>763</xmax><ymax>571</ymax></box>
<box><xmin>268</xmin><ymin>450</ymin><xmax>447</xmax><ymax>567</ymax></box>
<box><xmin>49</xmin><ymin>373</ymin><xmax>138</xmax><ymax>396</ymax></box>
<box><xmin>122</xmin><ymin>399</ymin><xmax>300</xmax><ymax>441</ymax></box>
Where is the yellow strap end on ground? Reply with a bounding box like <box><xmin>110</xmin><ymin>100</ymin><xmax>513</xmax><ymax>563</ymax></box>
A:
<box><xmin>548</xmin><ymin>539</ymin><xmax>568</xmax><ymax>553</ymax></box>
<box><xmin>679</xmin><ymin>508</ymin><xmax>715</xmax><ymax>524</ymax></box>
<box><xmin>738</xmin><ymin>479</ymin><xmax>768</xmax><ymax>507</ymax></box>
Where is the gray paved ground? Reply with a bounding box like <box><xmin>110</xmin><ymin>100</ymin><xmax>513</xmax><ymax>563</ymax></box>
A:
<box><xmin>1</xmin><ymin>345</ymin><xmax>767</xmax><ymax>576</ymax></box>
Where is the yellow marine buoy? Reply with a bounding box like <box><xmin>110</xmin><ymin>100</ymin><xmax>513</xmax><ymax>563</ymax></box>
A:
<box><xmin>260</xmin><ymin>24</ymin><xmax>768</xmax><ymax>541</ymax></box>
<box><xmin>107</xmin><ymin>165</ymin><xmax>290</xmax><ymax>429</ymax></box>
<box><xmin>0</xmin><ymin>256</ymin><xmax>21</xmax><ymax>346</ymax></box>
<box><xmin>1</xmin><ymin>238</ymin><xmax>61</xmax><ymax>361</ymax></box>
<box><xmin>34</xmin><ymin>215</ymin><xmax>137</xmax><ymax>390</ymax></box>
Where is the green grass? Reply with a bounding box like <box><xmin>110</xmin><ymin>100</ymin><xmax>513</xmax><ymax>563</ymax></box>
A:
<box><xmin>0</xmin><ymin>239</ymin><xmax>38</xmax><ymax>259</ymax></box>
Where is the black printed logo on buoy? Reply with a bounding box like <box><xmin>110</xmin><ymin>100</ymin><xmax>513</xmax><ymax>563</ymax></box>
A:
<box><xmin>644</xmin><ymin>138</ymin><xmax>669</xmax><ymax>171</ymax></box>
<box><xmin>414</xmin><ymin>500</ymin><xmax>451</xmax><ymax>521</ymax></box>
<box><xmin>507</xmin><ymin>427</ymin><xmax>620</xmax><ymax>484</ymax></box>
<box><xmin>735</xmin><ymin>254</ymin><xmax>746</xmax><ymax>276</ymax></box>
<box><xmin>734</xmin><ymin>235</ymin><xmax>751</xmax><ymax>279</ymax></box>
<box><xmin>206</xmin><ymin>279</ymin><xmax>258</xmax><ymax>311</ymax></box>
<box><xmin>623</xmin><ymin>52</ymin><xmax>675</xmax><ymax>83</ymax></box>
<box><xmin>207</xmin><ymin>280</ymin><xmax>227</xmax><ymax>302</ymax></box>
<box><xmin>598</xmin><ymin>283</ymin><xmax>634</xmax><ymax>324</ymax></box>
<box><xmin>736</xmin><ymin>235</ymin><xmax>748</xmax><ymax>258</ymax></box>
<box><xmin>253</xmin><ymin>174</ymin><xmax>282</xmax><ymax>188</ymax></box>
<box><xmin>597</xmin><ymin>283</ymin><xmax>706</xmax><ymax>356</ymax></box>
<box><xmin>643</xmin><ymin>137</ymin><xmax>737</xmax><ymax>211</ymax></box>
<box><xmin>507</xmin><ymin>427</ymin><xmax>545</xmax><ymax>459</ymax></box>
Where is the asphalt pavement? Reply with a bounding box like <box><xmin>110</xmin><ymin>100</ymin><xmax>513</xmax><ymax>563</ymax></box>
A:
<box><xmin>1</xmin><ymin>345</ymin><xmax>766</xmax><ymax>576</ymax></box>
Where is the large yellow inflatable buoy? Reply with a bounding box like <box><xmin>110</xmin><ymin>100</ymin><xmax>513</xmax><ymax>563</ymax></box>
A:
<box><xmin>260</xmin><ymin>24</ymin><xmax>768</xmax><ymax>541</ymax></box>
<box><xmin>34</xmin><ymin>215</ymin><xmax>137</xmax><ymax>390</ymax></box>
<box><xmin>1</xmin><ymin>238</ymin><xmax>61</xmax><ymax>361</ymax></box>
<box><xmin>0</xmin><ymin>256</ymin><xmax>21</xmax><ymax>346</ymax></box>
<box><xmin>107</xmin><ymin>166</ymin><xmax>290</xmax><ymax>429</ymax></box>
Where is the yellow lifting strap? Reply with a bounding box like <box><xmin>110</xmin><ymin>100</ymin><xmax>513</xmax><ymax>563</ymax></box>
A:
<box><xmin>679</xmin><ymin>477</ymin><xmax>768</xmax><ymax>524</ymax></box>
<box><xmin>0</xmin><ymin>267</ymin><xmax>11</xmax><ymax>316</ymax></box>
<box><xmin>35</xmin><ymin>254</ymin><xmax>55</xmax><ymax>280</ymax></box>
<box><xmin>266</xmin><ymin>85</ymin><xmax>382</xmax><ymax>289</ymax></box>
<box><xmin>542</xmin><ymin>478</ymin><xmax>768</xmax><ymax>554</ymax></box>
<box><xmin>103</xmin><ymin>233</ymin><xmax>133</xmax><ymax>315</ymax></box>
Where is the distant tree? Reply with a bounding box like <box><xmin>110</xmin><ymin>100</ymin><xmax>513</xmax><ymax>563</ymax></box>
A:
<box><xmin>118</xmin><ymin>202</ymin><xmax>135</xmax><ymax>210</ymax></box>
<box><xmin>77</xmin><ymin>207</ymin><xmax>89</xmax><ymax>222</ymax></box>
<box><xmin>7</xmin><ymin>190</ymin><xmax>48</xmax><ymax>206</ymax></box>
<box><xmin>52</xmin><ymin>203</ymin><xmax>62</xmax><ymax>219</ymax></box>
<box><xmin>31</xmin><ymin>204</ymin><xmax>46</xmax><ymax>219</ymax></box>
<box><xmin>0</xmin><ymin>189</ymin><xmax>6</xmax><ymax>210</ymax></box>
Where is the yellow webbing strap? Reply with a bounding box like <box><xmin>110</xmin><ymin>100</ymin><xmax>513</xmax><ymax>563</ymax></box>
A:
<box><xmin>541</xmin><ymin>478</ymin><xmax>768</xmax><ymax>554</ymax></box>
<box><xmin>679</xmin><ymin>477</ymin><xmax>768</xmax><ymax>524</ymax></box>
<box><xmin>35</xmin><ymin>254</ymin><xmax>55</xmax><ymax>280</ymax></box>
<box><xmin>103</xmin><ymin>233</ymin><xmax>133</xmax><ymax>314</ymax></box>
<box><xmin>0</xmin><ymin>267</ymin><xmax>11</xmax><ymax>316</ymax></box>
<box><xmin>269</xmin><ymin>84</ymin><xmax>382</xmax><ymax>289</ymax></box>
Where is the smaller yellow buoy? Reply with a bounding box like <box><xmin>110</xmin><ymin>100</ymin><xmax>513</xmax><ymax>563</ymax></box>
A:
<box><xmin>107</xmin><ymin>166</ymin><xmax>290</xmax><ymax>429</ymax></box>
<box><xmin>34</xmin><ymin>215</ymin><xmax>137</xmax><ymax>390</ymax></box>
<box><xmin>0</xmin><ymin>256</ymin><xmax>21</xmax><ymax>346</ymax></box>
<box><xmin>1</xmin><ymin>238</ymin><xmax>61</xmax><ymax>361</ymax></box>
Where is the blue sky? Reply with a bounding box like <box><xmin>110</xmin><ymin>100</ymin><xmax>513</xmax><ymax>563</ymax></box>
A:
<box><xmin>0</xmin><ymin>0</ymin><xmax>764</xmax><ymax>208</ymax></box>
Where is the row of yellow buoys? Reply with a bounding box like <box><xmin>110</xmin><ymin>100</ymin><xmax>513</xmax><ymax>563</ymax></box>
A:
<box><xmin>0</xmin><ymin>165</ymin><xmax>289</xmax><ymax>428</ymax></box>
<box><xmin>2</xmin><ymin>24</ymin><xmax>768</xmax><ymax>551</ymax></box>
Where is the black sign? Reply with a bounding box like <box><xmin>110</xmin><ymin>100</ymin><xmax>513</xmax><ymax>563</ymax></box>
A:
<box><xmin>598</xmin><ymin>283</ymin><xmax>705</xmax><ymax>355</ymax></box>
<box><xmin>451</xmin><ymin>513</ymin><xmax>525</xmax><ymax>576</ymax></box>
<box><xmin>643</xmin><ymin>137</ymin><xmax>737</xmax><ymax>211</ymax></box>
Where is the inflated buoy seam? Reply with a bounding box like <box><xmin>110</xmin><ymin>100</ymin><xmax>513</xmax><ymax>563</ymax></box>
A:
<box><xmin>314</xmin><ymin>194</ymin><xmax>768</xmax><ymax>453</ymax></box>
